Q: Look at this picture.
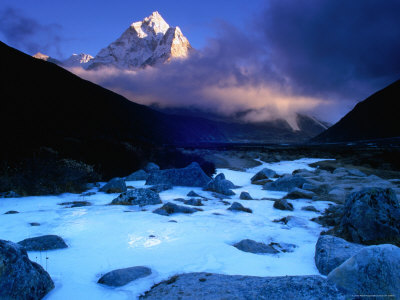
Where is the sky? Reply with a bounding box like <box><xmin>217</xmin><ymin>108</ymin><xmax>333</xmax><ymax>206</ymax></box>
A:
<box><xmin>1</xmin><ymin>0</ymin><xmax>400</xmax><ymax>124</ymax></box>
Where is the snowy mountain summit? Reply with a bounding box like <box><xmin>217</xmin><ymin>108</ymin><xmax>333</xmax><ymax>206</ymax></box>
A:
<box><xmin>88</xmin><ymin>11</ymin><xmax>192</xmax><ymax>69</ymax></box>
<box><xmin>62</xmin><ymin>53</ymin><xmax>94</xmax><ymax>67</ymax></box>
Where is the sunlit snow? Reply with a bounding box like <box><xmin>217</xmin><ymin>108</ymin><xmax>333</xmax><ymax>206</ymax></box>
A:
<box><xmin>0</xmin><ymin>158</ymin><xmax>333</xmax><ymax>299</ymax></box>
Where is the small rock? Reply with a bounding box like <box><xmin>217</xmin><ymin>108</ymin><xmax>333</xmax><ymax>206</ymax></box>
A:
<box><xmin>269</xmin><ymin>242</ymin><xmax>297</xmax><ymax>253</ymax></box>
<box><xmin>4</xmin><ymin>210</ymin><xmax>19</xmax><ymax>214</ymax></box>
<box><xmin>273</xmin><ymin>199</ymin><xmax>294</xmax><ymax>211</ymax></box>
<box><xmin>205</xmin><ymin>173</ymin><xmax>237</xmax><ymax>196</ymax></box>
<box><xmin>212</xmin><ymin>192</ymin><xmax>231</xmax><ymax>199</ymax></box>
<box><xmin>0</xmin><ymin>190</ymin><xmax>21</xmax><ymax>198</ymax></box>
<box><xmin>239</xmin><ymin>191</ymin><xmax>253</xmax><ymax>200</ymax></box>
<box><xmin>81</xmin><ymin>192</ymin><xmax>96</xmax><ymax>197</ymax></box>
<box><xmin>347</xmin><ymin>169</ymin><xmax>367</xmax><ymax>177</ymax></box>
<box><xmin>302</xmin><ymin>183</ymin><xmax>315</xmax><ymax>191</ymax></box>
<box><xmin>153</xmin><ymin>202</ymin><xmax>202</xmax><ymax>216</ymax></box>
<box><xmin>168</xmin><ymin>220</ymin><xmax>177</xmax><ymax>223</ymax></box>
<box><xmin>59</xmin><ymin>201</ymin><xmax>91</xmax><ymax>208</ymax></box>
<box><xmin>18</xmin><ymin>235</ymin><xmax>68</xmax><ymax>251</ymax></box>
<box><xmin>111</xmin><ymin>189</ymin><xmax>161</xmax><ymax>206</ymax></box>
<box><xmin>125</xmin><ymin>169</ymin><xmax>148</xmax><ymax>181</ymax></box>
<box><xmin>263</xmin><ymin>175</ymin><xmax>308</xmax><ymax>192</ymax></box>
<box><xmin>233</xmin><ymin>239</ymin><xmax>279</xmax><ymax>254</ymax></box>
<box><xmin>99</xmin><ymin>177</ymin><xmax>127</xmax><ymax>193</ymax></box>
<box><xmin>148</xmin><ymin>184</ymin><xmax>172</xmax><ymax>193</ymax></box>
<box><xmin>227</xmin><ymin>202</ymin><xmax>252</xmax><ymax>213</ymax></box>
<box><xmin>301</xmin><ymin>205</ymin><xmax>319</xmax><ymax>212</ymax></box>
<box><xmin>144</xmin><ymin>162</ymin><xmax>160</xmax><ymax>173</ymax></box>
<box><xmin>251</xmin><ymin>168</ymin><xmax>277</xmax><ymax>183</ymax></box>
<box><xmin>284</xmin><ymin>188</ymin><xmax>315</xmax><ymax>199</ymax></box>
<box><xmin>184</xmin><ymin>198</ymin><xmax>203</xmax><ymax>206</ymax></box>
<box><xmin>30</xmin><ymin>222</ymin><xmax>41</xmax><ymax>226</ymax></box>
<box><xmin>98</xmin><ymin>266</ymin><xmax>152</xmax><ymax>287</ymax></box>
<box><xmin>187</xmin><ymin>190</ymin><xmax>203</xmax><ymax>198</ymax></box>
<box><xmin>273</xmin><ymin>216</ymin><xmax>308</xmax><ymax>227</ymax></box>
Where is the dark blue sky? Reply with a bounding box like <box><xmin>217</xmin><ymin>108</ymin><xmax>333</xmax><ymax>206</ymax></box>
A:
<box><xmin>0</xmin><ymin>0</ymin><xmax>265</xmax><ymax>58</ymax></box>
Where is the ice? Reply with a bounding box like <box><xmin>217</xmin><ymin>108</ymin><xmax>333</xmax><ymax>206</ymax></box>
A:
<box><xmin>0</xmin><ymin>158</ymin><xmax>333</xmax><ymax>299</ymax></box>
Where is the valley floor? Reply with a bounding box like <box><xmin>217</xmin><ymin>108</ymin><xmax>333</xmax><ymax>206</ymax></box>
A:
<box><xmin>0</xmin><ymin>158</ymin><xmax>333</xmax><ymax>299</ymax></box>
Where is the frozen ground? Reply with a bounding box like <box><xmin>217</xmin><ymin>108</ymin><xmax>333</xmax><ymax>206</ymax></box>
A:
<box><xmin>0</xmin><ymin>158</ymin><xmax>333</xmax><ymax>299</ymax></box>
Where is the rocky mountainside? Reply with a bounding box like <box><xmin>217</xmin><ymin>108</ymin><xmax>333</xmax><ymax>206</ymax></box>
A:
<box><xmin>88</xmin><ymin>11</ymin><xmax>192</xmax><ymax>69</ymax></box>
<box><xmin>313</xmin><ymin>79</ymin><xmax>400</xmax><ymax>143</ymax></box>
<box><xmin>32</xmin><ymin>52</ymin><xmax>62</xmax><ymax>65</ymax></box>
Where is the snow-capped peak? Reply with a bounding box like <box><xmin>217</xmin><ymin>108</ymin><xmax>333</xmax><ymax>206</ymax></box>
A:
<box><xmin>62</xmin><ymin>53</ymin><xmax>94</xmax><ymax>67</ymax></box>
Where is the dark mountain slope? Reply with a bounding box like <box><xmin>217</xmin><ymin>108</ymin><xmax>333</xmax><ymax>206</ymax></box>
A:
<box><xmin>313</xmin><ymin>80</ymin><xmax>400</xmax><ymax>143</ymax></box>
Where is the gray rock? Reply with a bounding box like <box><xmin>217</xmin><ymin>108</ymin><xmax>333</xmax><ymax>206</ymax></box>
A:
<box><xmin>187</xmin><ymin>190</ymin><xmax>203</xmax><ymax>198</ymax></box>
<box><xmin>302</xmin><ymin>183</ymin><xmax>316</xmax><ymax>191</ymax></box>
<box><xmin>99</xmin><ymin>177</ymin><xmax>127</xmax><ymax>193</ymax></box>
<box><xmin>252</xmin><ymin>179</ymin><xmax>272</xmax><ymax>186</ymax></box>
<box><xmin>251</xmin><ymin>168</ymin><xmax>277</xmax><ymax>183</ymax></box>
<box><xmin>146</xmin><ymin>162</ymin><xmax>211</xmax><ymax>187</ymax></box>
<box><xmin>263</xmin><ymin>175</ymin><xmax>308</xmax><ymax>192</ymax></box>
<box><xmin>0</xmin><ymin>190</ymin><xmax>21</xmax><ymax>198</ymax></box>
<box><xmin>273</xmin><ymin>216</ymin><xmax>308</xmax><ymax>227</ymax></box>
<box><xmin>148</xmin><ymin>184</ymin><xmax>172</xmax><ymax>193</ymax></box>
<box><xmin>183</xmin><ymin>198</ymin><xmax>203</xmax><ymax>206</ymax></box>
<box><xmin>18</xmin><ymin>235</ymin><xmax>68</xmax><ymax>251</ymax></box>
<box><xmin>81</xmin><ymin>191</ymin><xmax>96</xmax><ymax>197</ymax></box>
<box><xmin>336</xmin><ymin>188</ymin><xmax>400</xmax><ymax>245</ymax></box>
<box><xmin>4</xmin><ymin>210</ymin><xmax>19</xmax><ymax>214</ymax></box>
<box><xmin>153</xmin><ymin>202</ymin><xmax>201</xmax><ymax>216</ymax></box>
<box><xmin>327</xmin><ymin>188</ymin><xmax>346</xmax><ymax>204</ymax></box>
<box><xmin>269</xmin><ymin>242</ymin><xmax>297</xmax><ymax>253</ymax></box>
<box><xmin>301</xmin><ymin>205</ymin><xmax>319</xmax><ymax>212</ymax></box>
<box><xmin>30</xmin><ymin>222</ymin><xmax>41</xmax><ymax>226</ymax></box>
<box><xmin>59</xmin><ymin>201</ymin><xmax>91</xmax><ymax>208</ymax></box>
<box><xmin>125</xmin><ymin>169</ymin><xmax>148</xmax><ymax>181</ymax></box>
<box><xmin>211</xmin><ymin>192</ymin><xmax>231</xmax><ymax>199</ymax></box>
<box><xmin>140</xmin><ymin>273</ymin><xmax>345</xmax><ymax>300</ymax></box>
<box><xmin>315</xmin><ymin>235</ymin><xmax>365</xmax><ymax>275</ymax></box>
<box><xmin>98</xmin><ymin>266</ymin><xmax>152</xmax><ymax>287</ymax></box>
<box><xmin>233</xmin><ymin>239</ymin><xmax>279</xmax><ymax>254</ymax></box>
<box><xmin>239</xmin><ymin>191</ymin><xmax>253</xmax><ymax>200</ymax></box>
<box><xmin>0</xmin><ymin>239</ymin><xmax>54</xmax><ymax>299</ymax></box>
<box><xmin>144</xmin><ymin>162</ymin><xmax>160</xmax><ymax>173</ymax></box>
<box><xmin>111</xmin><ymin>189</ymin><xmax>161</xmax><ymax>206</ymax></box>
<box><xmin>327</xmin><ymin>244</ymin><xmax>400</xmax><ymax>298</ymax></box>
<box><xmin>205</xmin><ymin>173</ymin><xmax>237</xmax><ymax>196</ymax></box>
<box><xmin>332</xmin><ymin>167</ymin><xmax>349</xmax><ymax>175</ymax></box>
<box><xmin>227</xmin><ymin>202</ymin><xmax>252</xmax><ymax>213</ymax></box>
<box><xmin>273</xmin><ymin>199</ymin><xmax>294</xmax><ymax>211</ymax></box>
<box><xmin>347</xmin><ymin>169</ymin><xmax>367</xmax><ymax>177</ymax></box>
<box><xmin>284</xmin><ymin>188</ymin><xmax>315</xmax><ymax>199</ymax></box>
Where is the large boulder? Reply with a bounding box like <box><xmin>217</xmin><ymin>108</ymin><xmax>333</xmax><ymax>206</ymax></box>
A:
<box><xmin>327</xmin><ymin>244</ymin><xmax>400</xmax><ymax>298</ymax></box>
<box><xmin>99</xmin><ymin>177</ymin><xmax>127</xmax><ymax>193</ymax></box>
<box><xmin>140</xmin><ymin>273</ymin><xmax>345</xmax><ymax>299</ymax></box>
<box><xmin>251</xmin><ymin>168</ymin><xmax>277</xmax><ymax>183</ymax></box>
<box><xmin>144</xmin><ymin>162</ymin><xmax>160</xmax><ymax>173</ymax></box>
<box><xmin>336</xmin><ymin>188</ymin><xmax>400</xmax><ymax>245</ymax></box>
<box><xmin>315</xmin><ymin>235</ymin><xmax>365</xmax><ymax>275</ymax></box>
<box><xmin>205</xmin><ymin>173</ymin><xmax>237</xmax><ymax>196</ymax></box>
<box><xmin>0</xmin><ymin>239</ymin><xmax>54</xmax><ymax>299</ymax></box>
<box><xmin>111</xmin><ymin>189</ymin><xmax>161</xmax><ymax>206</ymax></box>
<box><xmin>18</xmin><ymin>235</ymin><xmax>68</xmax><ymax>251</ymax></box>
<box><xmin>273</xmin><ymin>199</ymin><xmax>294</xmax><ymax>211</ymax></box>
<box><xmin>125</xmin><ymin>169</ymin><xmax>148</xmax><ymax>181</ymax></box>
<box><xmin>153</xmin><ymin>202</ymin><xmax>202</xmax><ymax>216</ymax></box>
<box><xmin>263</xmin><ymin>175</ymin><xmax>308</xmax><ymax>192</ymax></box>
<box><xmin>233</xmin><ymin>239</ymin><xmax>279</xmax><ymax>254</ymax></box>
<box><xmin>227</xmin><ymin>202</ymin><xmax>252</xmax><ymax>213</ymax></box>
<box><xmin>146</xmin><ymin>162</ymin><xmax>211</xmax><ymax>187</ymax></box>
<box><xmin>98</xmin><ymin>266</ymin><xmax>152</xmax><ymax>287</ymax></box>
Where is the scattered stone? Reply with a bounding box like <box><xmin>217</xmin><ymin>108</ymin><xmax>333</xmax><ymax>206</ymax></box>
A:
<box><xmin>302</xmin><ymin>183</ymin><xmax>315</xmax><ymax>191</ymax></box>
<box><xmin>173</xmin><ymin>198</ymin><xmax>185</xmax><ymax>203</ymax></box>
<box><xmin>18</xmin><ymin>235</ymin><xmax>68</xmax><ymax>251</ymax></box>
<box><xmin>212</xmin><ymin>212</ymin><xmax>223</xmax><ymax>216</ymax></box>
<box><xmin>149</xmin><ymin>235</ymin><xmax>155</xmax><ymax>238</ymax></box>
<box><xmin>263</xmin><ymin>175</ymin><xmax>308</xmax><ymax>192</ymax></box>
<box><xmin>332</xmin><ymin>167</ymin><xmax>349</xmax><ymax>176</ymax></box>
<box><xmin>327</xmin><ymin>188</ymin><xmax>346</xmax><ymax>203</ymax></box>
<box><xmin>347</xmin><ymin>169</ymin><xmax>367</xmax><ymax>177</ymax></box>
<box><xmin>99</xmin><ymin>177</ymin><xmax>127</xmax><ymax>193</ymax></box>
<box><xmin>252</xmin><ymin>179</ymin><xmax>272</xmax><ymax>186</ymax></box>
<box><xmin>327</xmin><ymin>244</ymin><xmax>400</xmax><ymax>298</ymax></box>
<box><xmin>227</xmin><ymin>202</ymin><xmax>252</xmax><ymax>213</ymax></box>
<box><xmin>4</xmin><ymin>210</ymin><xmax>19</xmax><ymax>214</ymax></box>
<box><xmin>59</xmin><ymin>201</ymin><xmax>91</xmax><ymax>208</ymax></box>
<box><xmin>0</xmin><ymin>239</ymin><xmax>54</xmax><ymax>299</ymax></box>
<box><xmin>315</xmin><ymin>235</ymin><xmax>365</xmax><ymax>275</ymax></box>
<box><xmin>212</xmin><ymin>192</ymin><xmax>231</xmax><ymax>199</ymax></box>
<box><xmin>30</xmin><ymin>222</ymin><xmax>41</xmax><ymax>226</ymax></box>
<box><xmin>269</xmin><ymin>242</ymin><xmax>297</xmax><ymax>253</ymax></box>
<box><xmin>85</xmin><ymin>182</ymin><xmax>100</xmax><ymax>189</ymax></box>
<box><xmin>140</xmin><ymin>273</ymin><xmax>345</xmax><ymax>299</ymax></box>
<box><xmin>183</xmin><ymin>198</ymin><xmax>203</xmax><ymax>206</ymax></box>
<box><xmin>273</xmin><ymin>199</ymin><xmax>294</xmax><ymax>211</ymax></box>
<box><xmin>205</xmin><ymin>173</ymin><xmax>237</xmax><ymax>196</ymax></box>
<box><xmin>336</xmin><ymin>188</ymin><xmax>400</xmax><ymax>245</ymax></box>
<box><xmin>146</xmin><ymin>162</ymin><xmax>211</xmax><ymax>187</ymax></box>
<box><xmin>147</xmin><ymin>184</ymin><xmax>172</xmax><ymax>193</ymax></box>
<box><xmin>98</xmin><ymin>266</ymin><xmax>152</xmax><ymax>287</ymax></box>
<box><xmin>168</xmin><ymin>220</ymin><xmax>177</xmax><ymax>223</ymax></box>
<box><xmin>111</xmin><ymin>189</ymin><xmax>161</xmax><ymax>206</ymax></box>
<box><xmin>220</xmin><ymin>200</ymin><xmax>231</xmax><ymax>205</ymax></box>
<box><xmin>153</xmin><ymin>202</ymin><xmax>202</xmax><ymax>216</ymax></box>
<box><xmin>187</xmin><ymin>190</ymin><xmax>203</xmax><ymax>198</ymax></box>
<box><xmin>233</xmin><ymin>239</ymin><xmax>279</xmax><ymax>254</ymax></box>
<box><xmin>284</xmin><ymin>188</ymin><xmax>315</xmax><ymax>199</ymax></box>
<box><xmin>250</xmin><ymin>168</ymin><xmax>277</xmax><ymax>183</ymax></box>
<box><xmin>81</xmin><ymin>192</ymin><xmax>96</xmax><ymax>197</ymax></box>
<box><xmin>301</xmin><ymin>205</ymin><xmax>319</xmax><ymax>212</ymax></box>
<box><xmin>0</xmin><ymin>190</ymin><xmax>21</xmax><ymax>198</ymax></box>
<box><xmin>239</xmin><ymin>191</ymin><xmax>253</xmax><ymax>200</ymax></box>
<box><xmin>125</xmin><ymin>169</ymin><xmax>149</xmax><ymax>181</ymax></box>
<box><xmin>273</xmin><ymin>216</ymin><xmax>308</xmax><ymax>227</ymax></box>
<box><xmin>144</xmin><ymin>162</ymin><xmax>160</xmax><ymax>173</ymax></box>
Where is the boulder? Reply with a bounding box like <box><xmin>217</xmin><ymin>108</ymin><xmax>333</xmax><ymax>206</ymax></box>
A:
<box><xmin>301</xmin><ymin>205</ymin><xmax>319</xmax><ymax>212</ymax></box>
<box><xmin>18</xmin><ymin>235</ymin><xmax>68</xmax><ymax>251</ymax></box>
<box><xmin>187</xmin><ymin>190</ymin><xmax>203</xmax><ymax>198</ymax></box>
<box><xmin>205</xmin><ymin>173</ymin><xmax>237</xmax><ymax>196</ymax></box>
<box><xmin>147</xmin><ymin>184</ymin><xmax>172</xmax><ymax>193</ymax></box>
<box><xmin>146</xmin><ymin>162</ymin><xmax>211</xmax><ymax>187</ymax></box>
<box><xmin>273</xmin><ymin>199</ymin><xmax>294</xmax><ymax>211</ymax></box>
<box><xmin>140</xmin><ymin>273</ymin><xmax>345</xmax><ymax>299</ymax></box>
<box><xmin>327</xmin><ymin>188</ymin><xmax>346</xmax><ymax>204</ymax></box>
<box><xmin>111</xmin><ymin>189</ymin><xmax>161</xmax><ymax>206</ymax></box>
<box><xmin>0</xmin><ymin>239</ymin><xmax>54</xmax><ymax>299</ymax></box>
<box><xmin>98</xmin><ymin>266</ymin><xmax>152</xmax><ymax>287</ymax></box>
<box><xmin>336</xmin><ymin>188</ymin><xmax>400</xmax><ymax>245</ymax></box>
<box><xmin>284</xmin><ymin>188</ymin><xmax>315</xmax><ymax>199</ymax></box>
<box><xmin>327</xmin><ymin>244</ymin><xmax>400</xmax><ymax>298</ymax></box>
<box><xmin>153</xmin><ymin>202</ymin><xmax>201</xmax><ymax>216</ymax></box>
<box><xmin>4</xmin><ymin>210</ymin><xmax>19</xmax><ymax>214</ymax></box>
<box><xmin>251</xmin><ymin>168</ymin><xmax>277</xmax><ymax>183</ymax></box>
<box><xmin>99</xmin><ymin>177</ymin><xmax>127</xmax><ymax>193</ymax></box>
<box><xmin>263</xmin><ymin>175</ymin><xmax>308</xmax><ymax>192</ymax></box>
<box><xmin>315</xmin><ymin>235</ymin><xmax>365</xmax><ymax>275</ymax></box>
<box><xmin>252</xmin><ymin>179</ymin><xmax>272</xmax><ymax>186</ymax></box>
<box><xmin>233</xmin><ymin>239</ymin><xmax>279</xmax><ymax>254</ymax></box>
<box><xmin>227</xmin><ymin>202</ymin><xmax>252</xmax><ymax>213</ymax></box>
<box><xmin>239</xmin><ymin>191</ymin><xmax>253</xmax><ymax>200</ymax></box>
<box><xmin>183</xmin><ymin>198</ymin><xmax>203</xmax><ymax>206</ymax></box>
<box><xmin>125</xmin><ymin>169</ymin><xmax>148</xmax><ymax>181</ymax></box>
<box><xmin>144</xmin><ymin>162</ymin><xmax>160</xmax><ymax>173</ymax></box>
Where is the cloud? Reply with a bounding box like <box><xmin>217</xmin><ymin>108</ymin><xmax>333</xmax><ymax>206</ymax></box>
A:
<box><xmin>0</xmin><ymin>7</ymin><xmax>64</xmax><ymax>57</ymax></box>
<box><xmin>70</xmin><ymin>0</ymin><xmax>400</xmax><ymax>124</ymax></box>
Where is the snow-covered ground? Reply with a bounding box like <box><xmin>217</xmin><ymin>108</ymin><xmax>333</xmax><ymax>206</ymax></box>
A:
<box><xmin>0</xmin><ymin>158</ymin><xmax>333</xmax><ymax>299</ymax></box>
